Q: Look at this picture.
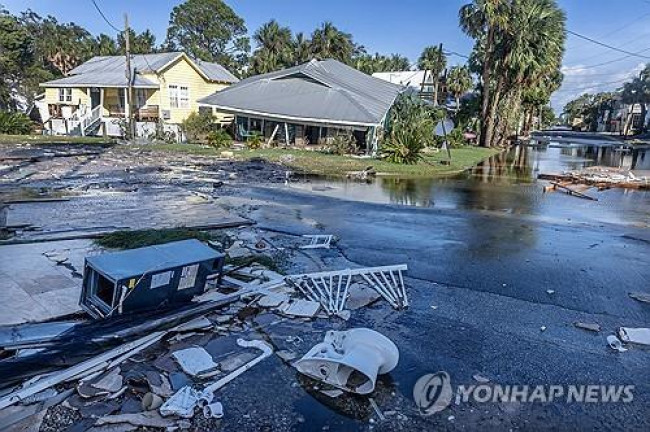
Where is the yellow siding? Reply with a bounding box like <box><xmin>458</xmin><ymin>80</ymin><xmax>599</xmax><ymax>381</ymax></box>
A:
<box><xmin>44</xmin><ymin>87</ymin><xmax>89</xmax><ymax>106</ymax></box>
<box><xmin>41</xmin><ymin>54</ymin><xmax>233</xmax><ymax>127</ymax></box>
<box><xmin>147</xmin><ymin>58</ymin><xmax>230</xmax><ymax>124</ymax></box>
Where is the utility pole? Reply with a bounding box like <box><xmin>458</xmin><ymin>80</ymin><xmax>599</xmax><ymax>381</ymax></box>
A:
<box><xmin>124</xmin><ymin>13</ymin><xmax>135</xmax><ymax>141</ymax></box>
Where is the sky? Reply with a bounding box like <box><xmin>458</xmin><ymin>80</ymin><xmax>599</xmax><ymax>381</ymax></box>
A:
<box><xmin>4</xmin><ymin>0</ymin><xmax>650</xmax><ymax>113</ymax></box>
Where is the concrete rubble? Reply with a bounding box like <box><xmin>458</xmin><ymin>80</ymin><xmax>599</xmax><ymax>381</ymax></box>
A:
<box><xmin>0</xmin><ymin>198</ymin><xmax>412</xmax><ymax>430</ymax></box>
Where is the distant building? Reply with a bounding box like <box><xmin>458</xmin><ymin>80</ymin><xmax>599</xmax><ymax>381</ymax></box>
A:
<box><xmin>39</xmin><ymin>52</ymin><xmax>238</xmax><ymax>139</ymax></box>
<box><xmin>372</xmin><ymin>70</ymin><xmax>448</xmax><ymax>105</ymax></box>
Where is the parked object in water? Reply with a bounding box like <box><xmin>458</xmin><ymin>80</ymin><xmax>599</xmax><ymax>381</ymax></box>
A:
<box><xmin>80</xmin><ymin>240</ymin><xmax>225</xmax><ymax>318</ymax></box>
<box><xmin>295</xmin><ymin>328</ymin><xmax>399</xmax><ymax>394</ymax></box>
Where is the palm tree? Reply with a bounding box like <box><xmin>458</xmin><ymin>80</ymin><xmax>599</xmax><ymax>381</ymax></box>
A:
<box><xmin>250</xmin><ymin>20</ymin><xmax>294</xmax><ymax>74</ymax></box>
<box><xmin>294</xmin><ymin>32</ymin><xmax>312</xmax><ymax>64</ymax></box>
<box><xmin>418</xmin><ymin>45</ymin><xmax>447</xmax><ymax>105</ymax></box>
<box><xmin>94</xmin><ymin>34</ymin><xmax>118</xmax><ymax>56</ymax></box>
<box><xmin>447</xmin><ymin>66</ymin><xmax>473</xmax><ymax>110</ymax></box>
<box><xmin>310</xmin><ymin>22</ymin><xmax>356</xmax><ymax>64</ymax></box>
<box><xmin>459</xmin><ymin>0</ymin><xmax>565</xmax><ymax>147</ymax></box>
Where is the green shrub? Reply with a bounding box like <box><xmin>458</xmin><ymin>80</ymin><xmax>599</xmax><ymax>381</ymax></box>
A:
<box><xmin>0</xmin><ymin>111</ymin><xmax>33</xmax><ymax>135</ymax></box>
<box><xmin>246</xmin><ymin>132</ymin><xmax>263</xmax><ymax>149</ymax></box>
<box><xmin>380</xmin><ymin>123</ymin><xmax>425</xmax><ymax>164</ymax></box>
<box><xmin>181</xmin><ymin>111</ymin><xmax>217</xmax><ymax>142</ymax></box>
<box><xmin>95</xmin><ymin>228</ymin><xmax>212</xmax><ymax>249</ymax></box>
<box><xmin>436</xmin><ymin>128</ymin><xmax>468</xmax><ymax>148</ymax></box>
<box><xmin>206</xmin><ymin>129</ymin><xmax>232</xmax><ymax>149</ymax></box>
<box><xmin>380</xmin><ymin>94</ymin><xmax>436</xmax><ymax>164</ymax></box>
<box><xmin>325</xmin><ymin>132</ymin><xmax>356</xmax><ymax>155</ymax></box>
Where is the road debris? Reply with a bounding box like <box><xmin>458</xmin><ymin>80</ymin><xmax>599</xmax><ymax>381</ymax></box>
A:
<box><xmin>287</xmin><ymin>264</ymin><xmax>409</xmax><ymax>314</ymax></box>
<box><xmin>472</xmin><ymin>373</ymin><xmax>491</xmax><ymax>384</ymax></box>
<box><xmin>172</xmin><ymin>347</ymin><xmax>220</xmax><ymax>377</ymax></box>
<box><xmin>203</xmin><ymin>401</ymin><xmax>224</xmax><ymax>419</ymax></box>
<box><xmin>96</xmin><ymin>411</ymin><xmax>175</xmax><ymax>428</ymax></box>
<box><xmin>618</xmin><ymin>327</ymin><xmax>650</xmax><ymax>346</ymax></box>
<box><xmin>629</xmin><ymin>292</ymin><xmax>650</xmax><ymax>304</ymax></box>
<box><xmin>300</xmin><ymin>234</ymin><xmax>334</xmax><ymax>249</ymax></box>
<box><xmin>295</xmin><ymin>328</ymin><xmax>399</xmax><ymax>394</ymax></box>
<box><xmin>574</xmin><ymin>322</ymin><xmax>601</xmax><ymax>333</ymax></box>
<box><xmin>280</xmin><ymin>299</ymin><xmax>321</xmax><ymax>318</ymax></box>
<box><xmin>159</xmin><ymin>386</ymin><xmax>213</xmax><ymax>418</ymax></box>
<box><xmin>607</xmin><ymin>335</ymin><xmax>628</xmax><ymax>353</ymax></box>
<box><xmin>539</xmin><ymin>166</ymin><xmax>650</xmax><ymax>190</ymax></box>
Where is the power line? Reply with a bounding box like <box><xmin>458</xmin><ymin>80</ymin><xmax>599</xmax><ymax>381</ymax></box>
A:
<box><xmin>554</xmin><ymin>76</ymin><xmax>634</xmax><ymax>93</ymax></box>
<box><xmin>90</xmin><ymin>0</ymin><xmax>122</xmax><ymax>33</ymax></box>
<box><xmin>444</xmin><ymin>50</ymin><xmax>470</xmax><ymax>59</ymax></box>
<box><xmin>567</xmin><ymin>30</ymin><xmax>650</xmax><ymax>59</ymax></box>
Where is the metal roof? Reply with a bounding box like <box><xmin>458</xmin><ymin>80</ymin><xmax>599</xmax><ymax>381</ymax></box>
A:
<box><xmin>86</xmin><ymin>239</ymin><xmax>222</xmax><ymax>281</ymax></box>
<box><xmin>198</xmin><ymin>59</ymin><xmax>405</xmax><ymax>127</ymax></box>
<box><xmin>42</xmin><ymin>52</ymin><xmax>238</xmax><ymax>88</ymax></box>
<box><xmin>41</xmin><ymin>73</ymin><xmax>158</xmax><ymax>89</ymax></box>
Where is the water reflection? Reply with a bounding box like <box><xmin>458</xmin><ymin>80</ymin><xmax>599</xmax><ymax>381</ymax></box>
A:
<box><xmin>292</xmin><ymin>142</ymin><xmax>650</xmax><ymax>226</ymax></box>
<box><xmin>379</xmin><ymin>178</ymin><xmax>435</xmax><ymax>207</ymax></box>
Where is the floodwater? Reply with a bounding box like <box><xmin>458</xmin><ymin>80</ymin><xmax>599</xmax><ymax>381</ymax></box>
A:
<box><xmin>290</xmin><ymin>142</ymin><xmax>650</xmax><ymax>227</ymax></box>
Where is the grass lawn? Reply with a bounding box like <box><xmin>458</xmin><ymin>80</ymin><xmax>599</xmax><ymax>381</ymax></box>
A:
<box><xmin>140</xmin><ymin>143</ymin><xmax>499</xmax><ymax>178</ymax></box>
<box><xmin>0</xmin><ymin>134</ymin><xmax>115</xmax><ymax>146</ymax></box>
<box><xmin>239</xmin><ymin>147</ymin><xmax>499</xmax><ymax>177</ymax></box>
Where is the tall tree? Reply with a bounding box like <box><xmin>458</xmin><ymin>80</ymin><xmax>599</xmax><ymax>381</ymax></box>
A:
<box><xmin>447</xmin><ymin>65</ymin><xmax>473</xmax><ymax>109</ymax></box>
<box><xmin>166</xmin><ymin>0</ymin><xmax>249</xmax><ymax>71</ymax></box>
<box><xmin>294</xmin><ymin>32</ymin><xmax>312</xmax><ymax>64</ymax></box>
<box><xmin>418</xmin><ymin>45</ymin><xmax>447</xmax><ymax>105</ymax></box>
<box><xmin>460</xmin><ymin>0</ymin><xmax>566</xmax><ymax>147</ymax></box>
<box><xmin>0</xmin><ymin>9</ymin><xmax>34</xmax><ymax>109</ymax></box>
<box><xmin>94</xmin><ymin>33</ymin><xmax>118</xmax><ymax>56</ymax></box>
<box><xmin>310</xmin><ymin>22</ymin><xmax>358</xmax><ymax>64</ymax></box>
<box><xmin>20</xmin><ymin>11</ymin><xmax>95</xmax><ymax>75</ymax></box>
<box><xmin>353</xmin><ymin>53</ymin><xmax>410</xmax><ymax>74</ymax></box>
<box><xmin>118</xmin><ymin>29</ymin><xmax>156</xmax><ymax>54</ymax></box>
<box><xmin>249</xmin><ymin>20</ymin><xmax>294</xmax><ymax>74</ymax></box>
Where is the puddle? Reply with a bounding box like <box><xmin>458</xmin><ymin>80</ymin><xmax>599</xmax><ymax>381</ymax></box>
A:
<box><xmin>289</xmin><ymin>142</ymin><xmax>650</xmax><ymax>227</ymax></box>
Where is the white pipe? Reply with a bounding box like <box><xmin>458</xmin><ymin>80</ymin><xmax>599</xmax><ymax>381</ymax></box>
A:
<box><xmin>204</xmin><ymin>339</ymin><xmax>273</xmax><ymax>394</ymax></box>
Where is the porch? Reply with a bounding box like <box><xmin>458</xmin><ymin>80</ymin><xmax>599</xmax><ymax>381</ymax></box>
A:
<box><xmin>233</xmin><ymin>115</ymin><xmax>373</xmax><ymax>151</ymax></box>
<box><xmin>45</xmin><ymin>87</ymin><xmax>161</xmax><ymax>137</ymax></box>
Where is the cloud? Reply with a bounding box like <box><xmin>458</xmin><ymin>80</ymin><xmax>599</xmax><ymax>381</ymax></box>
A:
<box><xmin>551</xmin><ymin>62</ymin><xmax>645</xmax><ymax>113</ymax></box>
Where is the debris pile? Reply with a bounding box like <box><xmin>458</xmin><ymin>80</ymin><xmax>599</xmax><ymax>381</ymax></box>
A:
<box><xmin>539</xmin><ymin>166</ymin><xmax>650</xmax><ymax>192</ymax></box>
<box><xmin>0</xmin><ymin>227</ymin><xmax>412</xmax><ymax>431</ymax></box>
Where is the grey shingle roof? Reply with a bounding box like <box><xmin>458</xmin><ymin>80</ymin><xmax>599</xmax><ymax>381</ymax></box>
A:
<box><xmin>42</xmin><ymin>52</ymin><xmax>238</xmax><ymax>88</ymax></box>
<box><xmin>198</xmin><ymin>59</ymin><xmax>404</xmax><ymax>127</ymax></box>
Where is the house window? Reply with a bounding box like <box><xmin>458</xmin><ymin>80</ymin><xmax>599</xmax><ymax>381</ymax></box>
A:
<box><xmin>117</xmin><ymin>89</ymin><xmax>126</xmax><ymax>109</ymax></box>
<box><xmin>136</xmin><ymin>89</ymin><xmax>147</xmax><ymax>108</ymax></box>
<box><xmin>179</xmin><ymin>86</ymin><xmax>189</xmax><ymax>108</ymax></box>
<box><xmin>58</xmin><ymin>88</ymin><xmax>72</xmax><ymax>103</ymax></box>
<box><xmin>168</xmin><ymin>85</ymin><xmax>179</xmax><ymax>108</ymax></box>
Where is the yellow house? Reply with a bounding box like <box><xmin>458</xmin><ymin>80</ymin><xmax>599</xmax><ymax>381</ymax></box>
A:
<box><xmin>39</xmin><ymin>52</ymin><xmax>238</xmax><ymax>138</ymax></box>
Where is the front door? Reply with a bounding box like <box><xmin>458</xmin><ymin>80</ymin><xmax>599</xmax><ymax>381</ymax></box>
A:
<box><xmin>90</xmin><ymin>88</ymin><xmax>101</xmax><ymax>109</ymax></box>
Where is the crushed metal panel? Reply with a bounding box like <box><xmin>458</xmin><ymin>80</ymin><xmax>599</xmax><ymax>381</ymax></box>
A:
<box><xmin>80</xmin><ymin>240</ymin><xmax>225</xmax><ymax>319</ymax></box>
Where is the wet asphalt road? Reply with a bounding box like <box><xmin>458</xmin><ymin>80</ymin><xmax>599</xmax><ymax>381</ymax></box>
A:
<box><xmin>242</xmin><ymin>184</ymin><xmax>650</xmax><ymax>431</ymax></box>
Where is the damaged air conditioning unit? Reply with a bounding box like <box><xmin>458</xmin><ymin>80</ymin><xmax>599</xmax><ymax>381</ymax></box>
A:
<box><xmin>295</xmin><ymin>328</ymin><xmax>399</xmax><ymax>394</ymax></box>
<box><xmin>80</xmin><ymin>239</ymin><xmax>224</xmax><ymax>319</ymax></box>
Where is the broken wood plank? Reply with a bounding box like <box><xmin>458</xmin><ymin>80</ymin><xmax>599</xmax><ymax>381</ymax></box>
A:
<box><xmin>550</xmin><ymin>181</ymin><xmax>598</xmax><ymax>201</ymax></box>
